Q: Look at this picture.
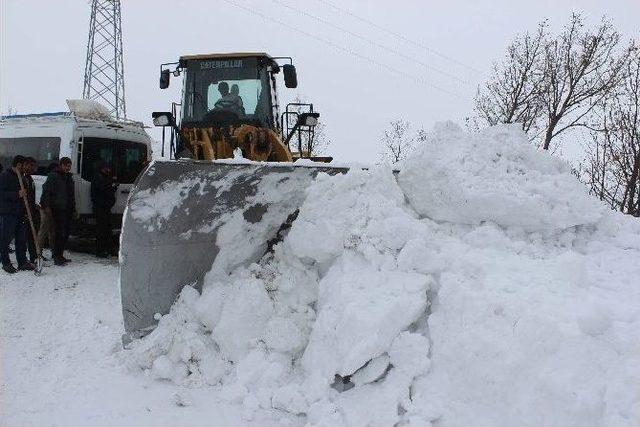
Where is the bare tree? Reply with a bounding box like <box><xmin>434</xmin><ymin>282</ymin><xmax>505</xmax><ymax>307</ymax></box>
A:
<box><xmin>474</xmin><ymin>14</ymin><xmax>630</xmax><ymax>151</ymax></box>
<box><xmin>539</xmin><ymin>14</ymin><xmax>630</xmax><ymax>150</ymax></box>
<box><xmin>379</xmin><ymin>119</ymin><xmax>415</xmax><ymax>164</ymax></box>
<box><xmin>584</xmin><ymin>114</ymin><xmax>616</xmax><ymax>206</ymax></box>
<box><xmin>475</xmin><ymin>22</ymin><xmax>548</xmax><ymax>135</ymax></box>
<box><xmin>584</xmin><ymin>47</ymin><xmax>640</xmax><ymax>216</ymax></box>
<box><xmin>415</xmin><ymin>127</ymin><xmax>428</xmax><ymax>145</ymax></box>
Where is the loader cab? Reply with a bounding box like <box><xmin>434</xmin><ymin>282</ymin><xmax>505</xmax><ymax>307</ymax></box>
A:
<box><xmin>180</xmin><ymin>54</ymin><xmax>283</xmax><ymax>130</ymax></box>
<box><xmin>155</xmin><ymin>53</ymin><xmax>309</xmax><ymax>160</ymax></box>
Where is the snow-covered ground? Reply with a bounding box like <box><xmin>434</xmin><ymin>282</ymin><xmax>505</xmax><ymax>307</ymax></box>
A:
<box><xmin>2</xmin><ymin>123</ymin><xmax>640</xmax><ymax>427</ymax></box>
<box><xmin>0</xmin><ymin>254</ymin><xmax>287</xmax><ymax>427</ymax></box>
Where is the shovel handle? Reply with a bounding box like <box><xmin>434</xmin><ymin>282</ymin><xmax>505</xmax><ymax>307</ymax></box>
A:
<box><xmin>14</xmin><ymin>167</ymin><xmax>43</xmax><ymax>272</ymax></box>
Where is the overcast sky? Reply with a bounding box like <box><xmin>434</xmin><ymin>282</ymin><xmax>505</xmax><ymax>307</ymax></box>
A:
<box><xmin>1</xmin><ymin>0</ymin><xmax>639</xmax><ymax>163</ymax></box>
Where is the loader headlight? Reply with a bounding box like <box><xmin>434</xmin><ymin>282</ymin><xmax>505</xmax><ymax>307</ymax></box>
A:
<box><xmin>152</xmin><ymin>112</ymin><xmax>174</xmax><ymax>127</ymax></box>
<box><xmin>298</xmin><ymin>112</ymin><xmax>319</xmax><ymax>127</ymax></box>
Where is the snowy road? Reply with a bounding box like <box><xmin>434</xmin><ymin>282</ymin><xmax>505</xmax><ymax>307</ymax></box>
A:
<box><xmin>0</xmin><ymin>253</ymin><xmax>283</xmax><ymax>427</ymax></box>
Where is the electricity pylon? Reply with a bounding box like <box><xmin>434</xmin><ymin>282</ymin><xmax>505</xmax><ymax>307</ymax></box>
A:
<box><xmin>82</xmin><ymin>0</ymin><xmax>126</xmax><ymax>119</ymax></box>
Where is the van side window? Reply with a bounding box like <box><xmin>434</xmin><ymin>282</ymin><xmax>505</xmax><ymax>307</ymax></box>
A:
<box><xmin>81</xmin><ymin>137</ymin><xmax>147</xmax><ymax>184</ymax></box>
<box><xmin>0</xmin><ymin>137</ymin><xmax>61</xmax><ymax>174</ymax></box>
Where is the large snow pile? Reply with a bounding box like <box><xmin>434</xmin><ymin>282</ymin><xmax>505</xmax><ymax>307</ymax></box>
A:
<box><xmin>127</xmin><ymin>123</ymin><xmax>640</xmax><ymax>426</ymax></box>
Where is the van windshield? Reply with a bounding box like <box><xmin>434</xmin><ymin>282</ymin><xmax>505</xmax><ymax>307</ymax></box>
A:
<box><xmin>0</xmin><ymin>137</ymin><xmax>61</xmax><ymax>175</ymax></box>
<box><xmin>81</xmin><ymin>138</ymin><xmax>147</xmax><ymax>184</ymax></box>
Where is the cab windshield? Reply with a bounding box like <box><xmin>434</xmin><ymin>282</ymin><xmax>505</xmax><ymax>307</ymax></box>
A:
<box><xmin>181</xmin><ymin>57</ymin><xmax>273</xmax><ymax>128</ymax></box>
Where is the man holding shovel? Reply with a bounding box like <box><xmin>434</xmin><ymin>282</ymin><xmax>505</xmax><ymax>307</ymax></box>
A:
<box><xmin>0</xmin><ymin>155</ymin><xmax>35</xmax><ymax>274</ymax></box>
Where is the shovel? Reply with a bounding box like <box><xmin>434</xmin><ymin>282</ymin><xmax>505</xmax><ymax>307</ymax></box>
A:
<box><xmin>14</xmin><ymin>167</ymin><xmax>44</xmax><ymax>275</ymax></box>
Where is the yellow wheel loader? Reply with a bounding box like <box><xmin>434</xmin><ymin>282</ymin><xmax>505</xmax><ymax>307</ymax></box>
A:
<box><xmin>120</xmin><ymin>53</ymin><xmax>345</xmax><ymax>342</ymax></box>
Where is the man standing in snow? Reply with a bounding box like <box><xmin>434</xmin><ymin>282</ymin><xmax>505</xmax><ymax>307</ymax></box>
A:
<box><xmin>37</xmin><ymin>163</ymin><xmax>57</xmax><ymax>256</ymax></box>
<box><xmin>0</xmin><ymin>155</ymin><xmax>34</xmax><ymax>274</ymax></box>
<box><xmin>41</xmin><ymin>157</ymin><xmax>75</xmax><ymax>266</ymax></box>
<box><xmin>91</xmin><ymin>162</ymin><xmax>118</xmax><ymax>258</ymax></box>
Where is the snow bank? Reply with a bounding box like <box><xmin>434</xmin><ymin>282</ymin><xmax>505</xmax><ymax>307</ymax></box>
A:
<box><xmin>127</xmin><ymin>123</ymin><xmax>640</xmax><ymax>426</ymax></box>
<box><xmin>399</xmin><ymin>122</ymin><xmax>605</xmax><ymax>233</ymax></box>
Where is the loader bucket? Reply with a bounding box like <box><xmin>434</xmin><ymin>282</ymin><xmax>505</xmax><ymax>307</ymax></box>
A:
<box><xmin>119</xmin><ymin>159</ymin><xmax>347</xmax><ymax>342</ymax></box>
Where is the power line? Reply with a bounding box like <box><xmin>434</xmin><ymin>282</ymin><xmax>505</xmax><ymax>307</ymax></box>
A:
<box><xmin>315</xmin><ymin>0</ymin><xmax>487</xmax><ymax>77</ymax></box>
<box><xmin>220</xmin><ymin>0</ymin><xmax>465</xmax><ymax>99</ymax></box>
<box><xmin>271</xmin><ymin>0</ymin><xmax>472</xmax><ymax>87</ymax></box>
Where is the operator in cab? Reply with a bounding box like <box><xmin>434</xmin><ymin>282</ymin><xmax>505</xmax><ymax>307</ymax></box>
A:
<box><xmin>213</xmin><ymin>82</ymin><xmax>245</xmax><ymax>116</ymax></box>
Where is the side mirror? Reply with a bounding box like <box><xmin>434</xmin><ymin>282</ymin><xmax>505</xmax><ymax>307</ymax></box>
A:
<box><xmin>160</xmin><ymin>69</ymin><xmax>170</xmax><ymax>89</ymax></box>
<box><xmin>297</xmin><ymin>112</ymin><xmax>319</xmax><ymax>127</ymax></box>
<box><xmin>283</xmin><ymin>64</ymin><xmax>298</xmax><ymax>88</ymax></box>
<box><xmin>152</xmin><ymin>111</ymin><xmax>175</xmax><ymax>127</ymax></box>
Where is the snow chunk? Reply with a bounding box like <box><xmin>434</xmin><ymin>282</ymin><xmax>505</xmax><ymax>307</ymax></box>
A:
<box><xmin>66</xmin><ymin>99</ymin><xmax>111</xmax><ymax>120</ymax></box>
<box><xmin>151</xmin><ymin>355</ymin><xmax>188</xmax><ymax>382</ymax></box>
<box><xmin>209</xmin><ymin>272</ymin><xmax>274</xmax><ymax>362</ymax></box>
<box><xmin>389</xmin><ymin>332</ymin><xmax>431</xmax><ymax>377</ymax></box>
<box><xmin>285</xmin><ymin>168</ymin><xmax>411</xmax><ymax>267</ymax></box>
<box><xmin>262</xmin><ymin>315</ymin><xmax>306</xmax><ymax>354</ymax></box>
<box><xmin>302</xmin><ymin>256</ymin><xmax>429</xmax><ymax>378</ymax></box>
<box><xmin>272</xmin><ymin>384</ymin><xmax>309</xmax><ymax>415</ymax></box>
<box><xmin>577</xmin><ymin>303</ymin><xmax>613</xmax><ymax>337</ymax></box>
<box><xmin>351</xmin><ymin>354</ymin><xmax>390</xmax><ymax>385</ymax></box>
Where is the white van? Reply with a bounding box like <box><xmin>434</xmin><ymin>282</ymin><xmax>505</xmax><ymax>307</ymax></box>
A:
<box><xmin>0</xmin><ymin>100</ymin><xmax>152</xmax><ymax>235</ymax></box>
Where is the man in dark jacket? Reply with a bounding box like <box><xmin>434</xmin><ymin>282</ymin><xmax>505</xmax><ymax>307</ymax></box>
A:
<box><xmin>41</xmin><ymin>157</ymin><xmax>75</xmax><ymax>266</ymax></box>
<box><xmin>0</xmin><ymin>155</ymin><xmax>34</xmax><ymax>273</ymax></box>
<box><xmin>37</xmin><ymin>163</ymin><xmax>58</xmax><ymax>253</ymax></box>
<box><xmin>91</xmin><ymin>162</ymin><xmax>118</xmax><ymax>257</ymax></box>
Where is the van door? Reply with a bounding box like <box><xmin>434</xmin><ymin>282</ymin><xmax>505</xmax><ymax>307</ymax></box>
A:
<box><xmin>113</xmin><ymin>141</ymin><xmax>148</xmax><ymax>214</ymax></box>
<box><xmin>74</xmin><ymin>132</ymin><xmax>94</xmax><ymax>217</ymax></box>
<box><xmin>79</xmin><ymin>137</ymin><xmax>148</xmax><ymax>217</ymax></box>
<box><xmin>80</xmin><ymin>137</ymin><xmax>116</xmax><ymax>222</ymax></box>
